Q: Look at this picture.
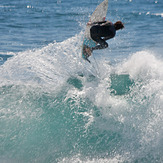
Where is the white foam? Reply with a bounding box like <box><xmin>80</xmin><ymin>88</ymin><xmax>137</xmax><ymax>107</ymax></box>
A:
<box><xmin>154</xmin><ymin>13</ymin><xmax>163</xmax><ymax>17</ymax></box>
<box><xmin>116</xmin><ymin>50</ymin><xmax>163</xmax><ymax>80</ymax></box>
<box><xmin>59</xmin><ymin>154</ymin><xmax>125</xmax><ymax>163</ymax></box>
<box><xmin>0</xmin><ymin>33</ymin><xmax>84</xmax><ymax>88</ymax></box>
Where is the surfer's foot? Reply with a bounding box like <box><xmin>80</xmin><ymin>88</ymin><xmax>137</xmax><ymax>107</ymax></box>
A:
<box><xmin>85</xmin><ymin>47</ymin><xmax>92</xmax><ymax>57</ymax></box>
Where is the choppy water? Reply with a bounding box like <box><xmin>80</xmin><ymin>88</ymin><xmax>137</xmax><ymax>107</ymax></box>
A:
<box><xmin>0</xmin><ymin>0</ymin><xmax>163</xmax><ymax>162</ymax></box>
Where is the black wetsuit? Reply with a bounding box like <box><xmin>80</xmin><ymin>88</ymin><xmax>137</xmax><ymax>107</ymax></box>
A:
<box><xmin>90</xmin><ymin>21</ymin><xmax>116</xmax><ymax>50</ymax></box>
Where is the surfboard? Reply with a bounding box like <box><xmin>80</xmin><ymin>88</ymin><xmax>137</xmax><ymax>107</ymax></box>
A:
<box><xmin>81</xmin><ymin>0</ymin><xmax>109</xmax><ymax>62</ymax></box>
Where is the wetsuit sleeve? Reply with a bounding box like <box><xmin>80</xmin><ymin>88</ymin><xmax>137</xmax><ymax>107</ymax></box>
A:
<box><xmin>92</xmin><ymin>21</ymin><xmax>107</xmax><ymax>25</ymax></box>
<box><xmin>100</xmin><ymin>21</ymin><xmax>113</xmax><ymax>26</ymax></box>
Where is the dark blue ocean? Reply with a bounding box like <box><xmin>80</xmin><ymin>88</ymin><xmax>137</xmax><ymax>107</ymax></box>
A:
<box><xmin>0</xmin><ymin>0</ymin><xmax>163</xmax><ymax>162</ymax></box>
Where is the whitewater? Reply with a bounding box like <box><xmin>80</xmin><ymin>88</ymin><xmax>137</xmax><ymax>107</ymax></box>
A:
<box><xmin>0</xmin><ymin>32</ymin><xmax>163</xmax><ymax>162</ymax></box>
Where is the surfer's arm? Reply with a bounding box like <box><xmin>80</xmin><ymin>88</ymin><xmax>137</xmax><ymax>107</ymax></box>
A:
<box><xmin>96</xmin><ymin>21</ymin><xmax>107</xmax><ymax>25</ymax></box>
<box><xmin>87</xmin><ymin>21</ymin><xmax>106</xmax><ymax>26</ymax></box>
<box><xmin>88</xmin><ymin>21</ymin><xmax>112</xmax><ymax>27</ymax></box>
<box><xmin>100</xmin><ymin>21</ymin><xmax>112</xmax><ymax>26</ymax></box>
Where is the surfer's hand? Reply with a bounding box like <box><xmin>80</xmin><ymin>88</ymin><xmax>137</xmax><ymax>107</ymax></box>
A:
<box><xmin>87</xmin><ymin>22</ymin><xmax>92</xmax><ymax>25</ymax></box>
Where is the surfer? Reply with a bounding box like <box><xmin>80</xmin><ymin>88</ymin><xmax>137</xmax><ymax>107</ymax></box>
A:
<box><xmin>85</xmin><ymin>21</ymin><xmax>124</xmax><ymax>55</ymax></box>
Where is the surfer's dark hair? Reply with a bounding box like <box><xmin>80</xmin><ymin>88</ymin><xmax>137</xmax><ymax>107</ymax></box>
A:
<box><xmin>114</xmin><ymin>21</ymin><xmax>124</xmax><ymax>30</ymax></box>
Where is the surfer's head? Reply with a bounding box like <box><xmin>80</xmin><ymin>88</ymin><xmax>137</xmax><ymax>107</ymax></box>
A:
<box><xmin>114</xmin><ymin>21</ymin><xmax>124</xmax><ymax>30</ymax></box>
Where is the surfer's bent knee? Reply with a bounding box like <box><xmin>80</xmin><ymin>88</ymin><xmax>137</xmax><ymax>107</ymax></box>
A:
<box><xmin>102</xmin><ymin>42</ymin><xmax>108</xmax><ymax>48</ymax></box>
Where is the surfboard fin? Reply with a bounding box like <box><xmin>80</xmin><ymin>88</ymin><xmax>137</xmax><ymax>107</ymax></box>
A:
<box><xmin>86</xmin><ymin>58</ymin><xmax>91</xmax><ymax>63</ymax></box>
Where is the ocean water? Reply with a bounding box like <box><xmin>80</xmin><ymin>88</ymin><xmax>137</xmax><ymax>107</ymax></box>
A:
<box><xmin>0</xmin><ymin>0</ymin><xmax>163</xmax><ymax>162</ymax></box>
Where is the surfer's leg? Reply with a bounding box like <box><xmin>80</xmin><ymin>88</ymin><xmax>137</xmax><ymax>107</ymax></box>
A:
<box><xmin>91</xmin><ymin>37</ymin><xmax>108</xmax><ymax>50</ymax></box>
<box><xmin>90</xmin><ymin>26</ymin><xmax>108</xmax><ymax>51</ymax></box>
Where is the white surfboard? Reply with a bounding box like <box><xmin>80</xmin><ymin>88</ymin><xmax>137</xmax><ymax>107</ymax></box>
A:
<box><xmin>82</xmin><ymin>0</ymin><xmax>109</xmax><ymax>62</ymax></box>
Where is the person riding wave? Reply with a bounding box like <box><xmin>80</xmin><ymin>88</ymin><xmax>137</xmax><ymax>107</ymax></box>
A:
<box><xmin>85</xmin><ymin>20</ymin><xmax>124</xmax><ymax>56</ymax></box>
